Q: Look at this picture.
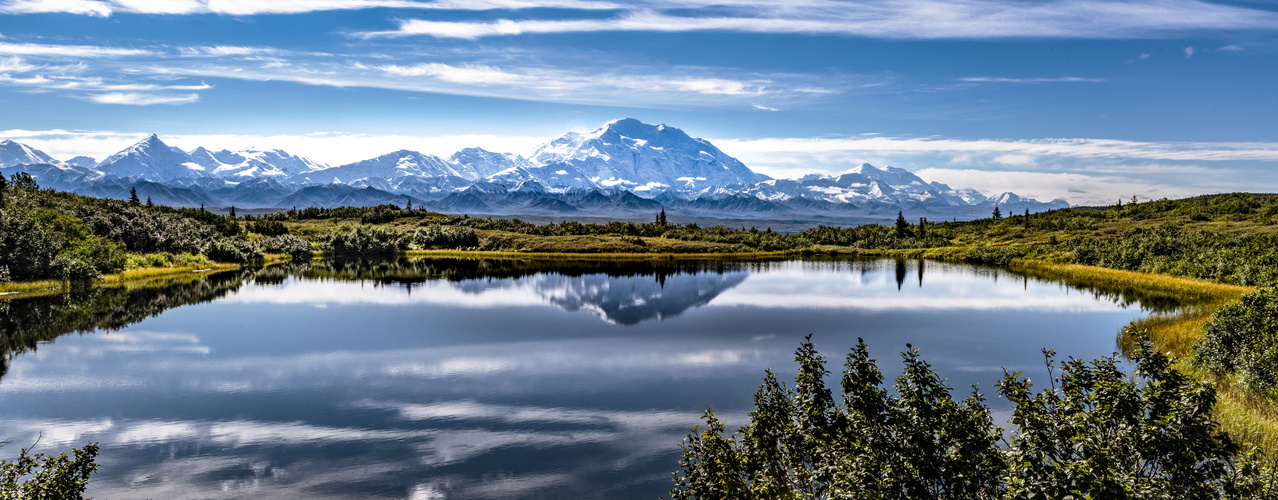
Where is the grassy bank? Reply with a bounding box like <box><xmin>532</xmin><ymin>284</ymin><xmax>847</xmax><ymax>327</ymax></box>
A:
<box><xmin>991</xmin><ymin>260</ymin><xmax>1278</xmax><ymax>452</ymax></box>
<box><xmin>0</xmin><ymin>255</ymin><xmax>289</xmax><ymax>299</ymax></box>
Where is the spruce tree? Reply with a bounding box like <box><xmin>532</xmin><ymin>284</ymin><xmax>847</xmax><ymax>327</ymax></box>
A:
<box><xmin>0</xmin><ymin>175</ymin><xmax>7</xmax><ymax>207</ymax></box>
<box><xmin>992</xmin><ymin>206</ymin><xmax>1002</xmax><ymax>219</ymax></box>
<box><xmin>918</xmin><ymin>217</ymin><xmax>926</xmax><ymax>238</ymax></box>
<box><xmin>895</xmin><ymin>210</ymin><xmax>910</xmax><ymax>238</ymax></box>
<box><xmin>229</xmin><ymin>206</ymin><xmax>236</xmax><ymax>218</ymax></box>
<box><xmin>129</xmin><ymin>186</ymin><xmax>140</xmax><ymax>205</ymax></box>
<box><xmin>146</xmin><ymin>196</ymin><xmax>152</xmax><ymax>207</ymax></box>
<box><xmin>659</xmin><ymin>208</ymin><xmax>668</xmax><ymax>226</ymax></box>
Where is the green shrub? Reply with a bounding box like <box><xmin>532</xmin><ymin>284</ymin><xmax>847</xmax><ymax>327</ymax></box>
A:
<box><xmin>671</xmin><ymin>338</ymin><xmax>1270</xmax><ymax>499</ymax></box>
<box><xmin>315</xmin><ymin>224</ymin><xmax>407</xmax><ymax>257</ymax></box>
<box><xmin>411</xmin><ymin>225</ymin><xmax>479</xmax><ymax>250</ymax></box>
<box><xmin>360</xmin><ymin>205</ymin><xmax>400</xmax><ymax>224</ymax></box>
<box><xmin>246</xmin><ymin>219</ymin><xmax>289</xmax><ymax>236</ymax></box>
<box><xmin>0</xmin><ymin>442</ymin><xmax>99</xmax><ymax>499</ymax></box>
<box><xmin>259</xmin><ymin>234</ymin><xmax>313</xmax><ymax>261</ymax></box>
<box><xmin>202</xmin><ymin>237</ymin><xmax>263</xmax><ymax>264</ymax></box>
<box><xmin>1194</xmin><ymin>288</ymin><xmax>1278</xmax><ymax>392</ymax></box>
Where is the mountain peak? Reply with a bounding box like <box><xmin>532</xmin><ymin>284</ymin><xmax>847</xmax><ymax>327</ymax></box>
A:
<box><xmin>846</xmin><ymin>163</ymin><xmax>882</xmax><ymax>175</ymax></box>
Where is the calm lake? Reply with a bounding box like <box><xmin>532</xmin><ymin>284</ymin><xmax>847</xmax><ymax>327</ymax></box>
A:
<box><xmin>0</xmin><ymin>258</ymin><xmax>1159</xmax><ymax>499</ymax></box>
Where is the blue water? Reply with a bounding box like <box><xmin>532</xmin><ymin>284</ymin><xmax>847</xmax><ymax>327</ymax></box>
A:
<box><xmin>0</xmin><ymin>258</ymin><xmax>1145</xmax><ymax>499</ymax></box>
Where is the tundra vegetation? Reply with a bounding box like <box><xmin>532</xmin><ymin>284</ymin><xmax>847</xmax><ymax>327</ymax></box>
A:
<box><xmin>8</xmin><ymin>171</ymin><xmax>1278</xmax><ymax>495</ymax></box>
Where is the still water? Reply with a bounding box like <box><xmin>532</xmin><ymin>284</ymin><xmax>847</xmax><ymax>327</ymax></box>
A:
<box><xmin>0</xmin><ymin>258</ymin><xmax>1155</xmax><ymax>499</ymax></box>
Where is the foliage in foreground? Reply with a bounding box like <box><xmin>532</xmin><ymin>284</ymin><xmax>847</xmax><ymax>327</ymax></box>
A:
<box><xmin>0</xmin><ymin>442</ymin><xmax>99</xmax><ymax>500</ymax></box>
<box><xmin>671</xmin><ymin>337</ymin><xmax>1275</xmax><ymax>499</ymax></box>
<box><xmin>1195</xmin><ymin>288</ymin><xmax>1278</xmax><ymax>394</ymax></box>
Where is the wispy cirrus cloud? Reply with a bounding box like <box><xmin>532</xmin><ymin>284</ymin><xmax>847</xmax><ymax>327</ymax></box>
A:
<box><xmin>0</xmin><ymin>52</ymin><xmax>207</xmax><ymax>105</ymax></box>
<box><xmin>0</xmin><ymin>41</ymin><xmax>151</xmax><ymax>57</ymax></box>
<box><xmin>355</xmin><ymin>0</ymin><xmax>1278</xmax><ymax>40</ymax></box>
<box><xmin>0</xmin><ymin>0</ymin><xmax>628</xmax><ymax>16</ymax></box>
<box><xmin>0</xmin><ymin>34</ymin><xmax>835</xmax><ymax>108</ymax></box>
<box><xmin>959</xmin><ymin>76</ymin><xmax>1105</xmax><ymax>84</ymax></box>
<box><xmin>150</xmin><ymin>55</ymin><xmax>832</xmax><ymax>107</ymax></box>
<box><xmin>87</xmin><ymin>91</ymin><xmax>199</xmax><ymax>105</ymax></box>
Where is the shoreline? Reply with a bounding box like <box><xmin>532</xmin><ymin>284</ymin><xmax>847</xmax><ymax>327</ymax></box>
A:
<box><xmin>3</xmin><ymin>249</ymin><xmax>1271</xmax><ymax>450</ymax></box>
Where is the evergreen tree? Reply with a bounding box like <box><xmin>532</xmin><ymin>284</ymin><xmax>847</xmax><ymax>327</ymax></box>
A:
<box><xmin>229</xmin><ymin>206</ymin><xmax>236</xmax><ymax>219</ymax></box>
<box><xmin>406</xmin><ymin>199</ymin><xmax>412</xmax><ymax>211</ymax></box>
<box><xmin>0</xmin><ymin>174</ymin><xmax>7</xmax><ymax>207</ymax></box>
<box><xmin>992</xmin><ymin>206</ymin><xmax>1002</xmax><ymax>219</ymax></box>
<box><xmin>129</xmin><ymin>186</ymin><xmax>140</xmax><ymax>205</ymax></box>
<box><xmin>146</xmin><ymin>196</ymin><xmax>152</xmax><ymax>207</ymax></box>
<box><xmin>659</xmin><ymin>208</ymin><xmax>668</xmax><ymax>226</ymax></box>
<box><xmin>918</xmin><ymin>217</ymin><xmax>926</xmax><ymax>238</ymax></box>
<box><xmin>895</xmin><ymin>210</ymin><xmax>910</xmax><ymax>238</ymax></box>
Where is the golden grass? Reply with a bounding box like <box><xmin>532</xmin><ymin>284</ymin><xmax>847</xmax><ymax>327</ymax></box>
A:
<box><xmin>0</xmin><ymin>256</ymin><xmax>290</xmax><ymax>300</ymax></box>
<box><xmin>1011</xmin><ymin>261</ymin><xmax>1278</xmax><ymax>453</ymax></box>
<box><xmin>0</xmin><ymin>279</ymin><xmax>65</xmax><ymax>296</ymax></box>
<box><xmin>1011</xmin><ymin>261</ymin><xmax>1252</xmax><ymax>305</ymax></box>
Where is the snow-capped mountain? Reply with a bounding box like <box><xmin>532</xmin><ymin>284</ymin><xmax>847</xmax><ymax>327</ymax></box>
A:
<box><xmin>0</xmin><ymin>120</ymin><xmax>1072</xmax><ymax>222</ymax></box>
<box><xmin>0</xmin><ymin>139</ymin><xmax>60</xmax><ymax>168</ymax></box>
<box><xmin>96</xmin><ymin>134</ymin><xmax>207</xmax><ymax>181</ymax></box>
<box><xmin>531</xmin><ymin>118</ymin><xmax>769</xmax><ymax>191</ymax></box>
<box><xmin>199</xmin><ymin>147</ymin><xmax>325</xmax><ymax>179</ymax></box>
<box><xmin>449</xmin><ymin>147</ymin><xmax>534</xmax><ymax>179</ymax></box>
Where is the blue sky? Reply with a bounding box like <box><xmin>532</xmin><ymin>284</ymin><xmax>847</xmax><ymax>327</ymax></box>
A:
<box><xmin>0</xmin><ymin>0</ymin><xmax>1276</xmax><ymax>204</ymax></box>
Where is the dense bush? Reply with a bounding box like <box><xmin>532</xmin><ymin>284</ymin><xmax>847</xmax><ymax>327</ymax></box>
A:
<box><xmin>259</xmin><ymin>234</ymin><xmax>313</xmax><ymax>261</ymax></box>
<box><xmin>412</xmin><ymin>225</ymin><xmax>480</xmax><ymax>249</ymax></box>
<box><xmin>315</xmin><ymin>225</ymin><xmax>407</xmax><ymax>257</ymax></box>
<box><xmin>1067</xmin><ymin>222</ymin><xmax>1278</xmax><ymax>286</ymax></box>
<box><xmin>671</xmin><ymin>337</ymin><xmax>1270</xmax><ymax>499</ymax></box>
<box><xmin>1194</xmin><ymin>288</ymin><xmax>1278</xmax><ymax>393</ymax></box>
<box><xmin>0</xmin><ymin>172</ymin><xmax>269</xmax><ymax>283</ymax></box>
<box><xmin>360</xmin><ymin>205</ymin><xmax>401</xmax><ymax>224</ymax></box>
<box><xmin>246</xmin><ymin>219</ymin><xmax>289</xmax><ymax>236</ymax></box>
<box><xmin>201</xmin><ymin>237</ymin><xmax>263</xmax><ymax>264</ymax></box>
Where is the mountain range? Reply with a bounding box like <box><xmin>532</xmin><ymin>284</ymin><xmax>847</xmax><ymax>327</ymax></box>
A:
<box><xmin>0</xmin><ymin>119</ymin><xmax>1069</xmax><ymax>222</ymax></box>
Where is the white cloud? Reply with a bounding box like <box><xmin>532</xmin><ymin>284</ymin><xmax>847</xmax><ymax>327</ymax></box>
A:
<box><xmin>0</xmin><ymin>0</ymin><xmax>113</xmax><ymax>16</ymax></box>
<box><xmin>1218</xmin><ymin>44</ymin><xmax>1243</xmax><ymax>52</ymax></box>
<box><xmin>88</xmin><ymin>91</ymin><xmax>199</xmax><ymax>105</ymax></box>
<box><xmin>712</xmin><ymin>136</ymin><xmax>1278</xmax><ymax>164</ymax></box>
<box><xmin>149</xmin><ymin>57</ymin><xmax>809</xmax><ymax>107</ymax></box>
<box><xmin>0</xmin><ymin>0</ymin><xmax>624</xmax><ymax>16</ymax></box>
<box><xmin>0</xmin><ymin>41</ymin><xmax>151</xmax><ymax>57</ymax></box>
<box><xmin>914</xmin><ymin>167</ymin><xmax>1209</xmax><ymax>206</ymax></box>
<box><xmin>960</xmin><ymin>76</ymin><xmax>1104</xmax><ymax>84</ymax></box>
<box><xmin>355</xmin><ymin>0</ymin><xmax>1278</xmax><ymax>40</ymax></box>
<box><xmin>177</xmin><ymin>45</ymin><xmax>286</xmax><ymax>57</ymax></box>
<box><xmin>1184</xmin><ymin>46</ymin><xmax>1195</xmax><ymax>58</ymax></box>
<box><xmin>0</xmin><ymin>55</ymin><xmax>36</xmax><ymax>72</ymax></box>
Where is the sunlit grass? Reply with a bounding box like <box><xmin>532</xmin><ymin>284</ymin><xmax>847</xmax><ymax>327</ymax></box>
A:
<box><xmin>1013</xmin><ymin>262</ymin><xmax>1278</xmax><ymax>454</ymax></box>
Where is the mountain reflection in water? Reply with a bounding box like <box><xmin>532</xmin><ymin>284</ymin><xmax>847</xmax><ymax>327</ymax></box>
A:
<box><xmin>0</xmin><ymin>257</ymin><xmax>1187</xmax><ymax>499</ymax></box>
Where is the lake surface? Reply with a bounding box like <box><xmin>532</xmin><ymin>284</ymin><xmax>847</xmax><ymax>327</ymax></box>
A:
<box><xmin>0</xmin><ymin>258</ymin><xmax>1154</xmax><ymax>499</ymax></box>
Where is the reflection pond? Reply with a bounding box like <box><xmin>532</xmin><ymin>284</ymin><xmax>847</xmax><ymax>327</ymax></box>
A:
<box><xmin>0</xmin><ymin>258</ymin><xmax>1174</xmax><ymax>499</ymax></box>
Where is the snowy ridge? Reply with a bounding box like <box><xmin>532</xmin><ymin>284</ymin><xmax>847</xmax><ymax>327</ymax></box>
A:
<box><xmin>0</xmin><ymin>119</ymin><xmax>1071</xmax><ymax>220</ymax></box>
